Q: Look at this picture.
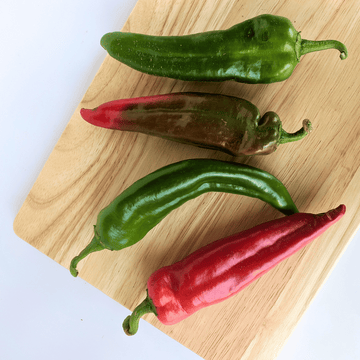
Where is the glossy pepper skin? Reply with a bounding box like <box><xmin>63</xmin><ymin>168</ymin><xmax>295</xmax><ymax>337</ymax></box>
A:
<box><xmin>81</xmin><ymin>92</ymin><xmax>311</xmax><ymax>156</ymax></box>
<box><xmin>100</xmin><ymin>14</ymin><xmax>348</xmax><ymax>84</ymax></box>
<box><xmin>123</xmin><ymin>204</ymin><xmax>346</xmax><ymax>335</ymax></box>
<box><xmin>70</xmin><ymin>159</ymin><xmax>299</xmax><ymax>277</ymax></box>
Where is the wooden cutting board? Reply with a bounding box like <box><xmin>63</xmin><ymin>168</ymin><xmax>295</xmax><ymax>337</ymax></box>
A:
<box><xmin>13</xmin><ymin>1</ymin><xmax>360</xmax><ymax>359</ymax></box>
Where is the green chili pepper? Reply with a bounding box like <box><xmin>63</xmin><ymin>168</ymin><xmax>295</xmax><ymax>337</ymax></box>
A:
<box><xmin>70</xmin><ymin>159</ymin><xmax>299</xmax><ymax>277</ymax></box>
<box><xmin>100</xmin><ymin>14</ymin><xmax>348</xmax><ymax>84</ymax></box>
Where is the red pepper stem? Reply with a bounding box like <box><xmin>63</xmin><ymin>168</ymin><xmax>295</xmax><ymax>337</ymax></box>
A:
<box><xmin>123</xmin><ymin>291</ymin><xmax>157</xmax><ymax>336</ymax></box>
<box><xmin>279</xmin><ymin>119</ymin><xmax>312</xmax><ymax>145</ymax></box>
<box><xmin>69</xmin><ymin>231</ymin><xmax>104</xmax><ymax>277</ymax></box>
<box><xmin>301</xmin><ymin>39</ymin><xmax>348</xmax><ymax>60</ymax></box>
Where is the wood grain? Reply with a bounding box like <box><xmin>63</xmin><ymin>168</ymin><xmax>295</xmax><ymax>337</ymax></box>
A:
<box><xmin>13</xmin><ymin>0</ymin><xmax>360</xmax><ymax>359</ymax></box>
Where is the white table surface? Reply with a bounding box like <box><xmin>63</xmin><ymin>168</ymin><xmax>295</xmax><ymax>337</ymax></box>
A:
<box><xmin>1</xmin><ymin>1</ymin><xmax>359</xmax><ymax>359</ymax></box>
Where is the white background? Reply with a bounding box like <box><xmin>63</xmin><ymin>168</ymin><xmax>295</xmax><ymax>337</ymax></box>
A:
<box><xmin>1</xmin><ymin>1</ymin><xmax>359</xmax><ymax>359</ymax></box>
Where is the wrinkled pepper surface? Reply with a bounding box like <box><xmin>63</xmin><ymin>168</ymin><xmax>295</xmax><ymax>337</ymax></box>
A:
<box><xmin>123</xmin><ymin>204</ymin><xmax>346</xmax><ymax>335</ymax></box>
<box><xmin>101</xmin><ymin>14</ymin><xmax>348</xmax><ymax>84</ymax></box>
<box><xmin>81</xmin><ymin>92</ymin><xmax>311</xmax><ymax>156</ymax></box>
<box><xmin>70</xmin><ymin>159</ymin><xmax>299</xmax><ymax>277</ymax></box>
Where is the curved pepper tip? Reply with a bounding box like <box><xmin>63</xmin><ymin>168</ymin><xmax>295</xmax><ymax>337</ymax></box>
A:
<box><xmin>122</xmin><ymin>292</ymin><xmax>157</xmax><ymax>335</ymax></box>
<box><xmin>302</xmin><ymin>119</ymin><xmax>312</xmax><ymax>133</ymax></box>
<box><xmin>339</xmin><ymin>44</ymin><xmax>348</xmax><ymax>60</ymax></box>
<box><xmin>69</xmin><ymin>261</ymin><xmax>79</xmax><ymax>277</ymax></box>
<box><xmin>80</xmin><ymin>107</ymin><xmax>114</xmax><ymax>129</ymax></box>
<box><xmin>69</xmin><ymin>235</ymin><xmax>105</xmax><ymax>277</ymax></box>
<box><xmin>122</xmin><ymin>316</ymin><xmax>135</xmax><ymax>336</ymax></box>
<box><xmin>80</xmin><ymin>107</ymin><xmax>89</xmax><ymax>119</ymax></box>
<box><xmin>331</xmin><ymin>204</ymin><xmax>346</xmax><ymax>219</ymax></box>
<box><xmin>300</xmin><ymin>38</ymin><xmax>348</xmax><ymax>61</ymax></box>
<box><xmin>80</xmin><ymin>108</ymin><xmax>95</xmax><ymax>125</ymax></box>
<box><xmin>318</xmin><ymin>204</ymin><xmax>346</xmax><ymax>223</ymax></box>
<box><xmin>279</xmin><ymin>118</ymin><xmax>312</xmax><ymax>145</ymax></box>
<box><xmin>100</xmin><ymin>32</ymin><xmax>110</xmax><ymax>50</ymax></box>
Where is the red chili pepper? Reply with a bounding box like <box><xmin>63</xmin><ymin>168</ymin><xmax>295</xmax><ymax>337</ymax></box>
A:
<box><xmin>123</xmin><ymin>204</ymin><xmax>346</xmax><ymax>335</ymax></box>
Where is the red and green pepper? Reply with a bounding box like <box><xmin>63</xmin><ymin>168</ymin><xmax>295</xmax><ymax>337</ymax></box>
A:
<box><xmin>81</xmin><ymin>92</ymin><xmax>311</xmax><ymax>156</ymax></box>
<box><xmin>123</xmin><ymin>204</ymin><xmax>346</xmax><ymax>335</ymax></box>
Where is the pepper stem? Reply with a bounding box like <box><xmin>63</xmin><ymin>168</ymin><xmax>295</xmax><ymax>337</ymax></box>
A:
<box><xmin>69</xmin><ymin>231</ymin><xmax>104</xmax><ymax>277</ymax></box>
<box><xmin>123</xmin><ymin>291</ymin><xmax>157</xmax><ymax>336</ymax></box>
<box><xmin>301</xmin><ymin>39</ymin><xmax>348</xmax><ymax>60</ymax></box>
<box><xmin>279</xmin><ymin>119</ymin><xmax>312</xmax><ymax>145</ymax></box>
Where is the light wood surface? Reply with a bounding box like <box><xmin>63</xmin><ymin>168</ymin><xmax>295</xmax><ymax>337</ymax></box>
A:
<box><xmin>13</xmin><ymin>1</ymin><xmax>360</xmax><ymax>359</ymax></box>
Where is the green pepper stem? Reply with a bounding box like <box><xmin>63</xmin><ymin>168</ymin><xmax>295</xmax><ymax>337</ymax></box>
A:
<box><xmin>69</xmin><ymin>234</ymin><xmax>104</xmax><ymax>277</ymax></box>
<box><xmin>301</xmin><ymin>39</ymin><xmax>348</xmax><ymax>60</ymax></box>
<box><xmin>279</xmin><ymin>119</ymin><xmax>312</xmax><ymax>145</ymax></box>
<box><xmin>123</xmin><ymin>291</ymin><xmax>157</xmax><ymax>336</ymax></box>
